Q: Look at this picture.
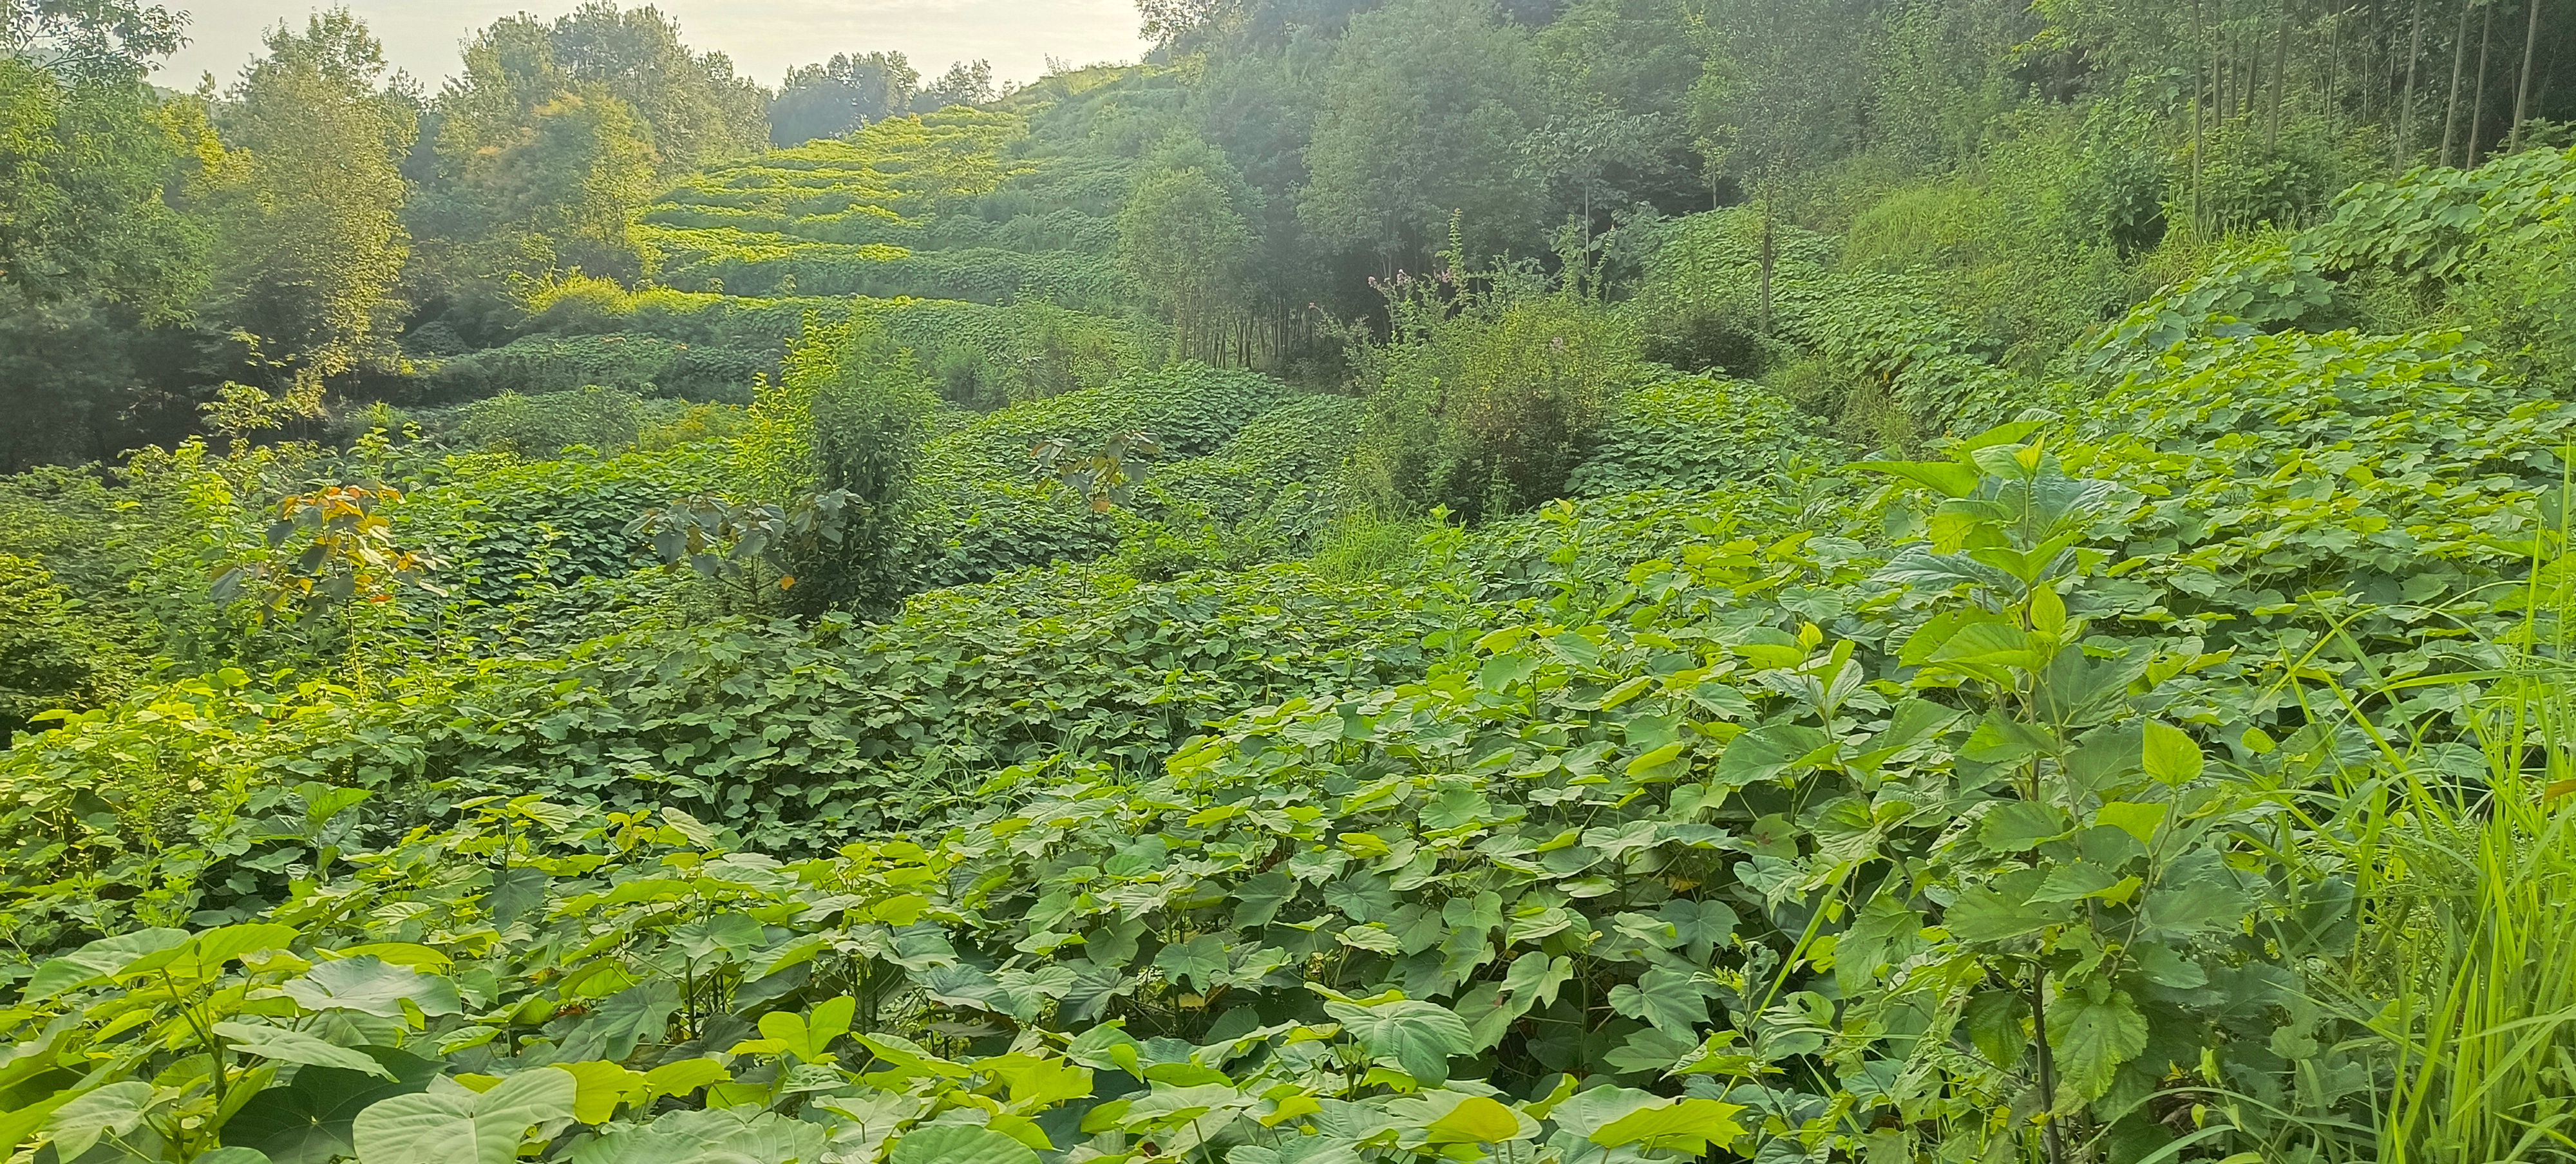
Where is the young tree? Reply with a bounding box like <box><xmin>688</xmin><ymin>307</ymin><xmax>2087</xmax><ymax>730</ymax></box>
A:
<box><xmin>770</xmin><ymin>51</ymin><xmax>918</xmax><ymax>145</ymax></box>
<box><xmin>1298</xmin><ymin>0</ymin><xmax>1546</xmax><ymax>263</ymax></box>
<box><xmin>913</xmin><ymin>59</ymin><xmax>996</xmax><ymax>110</ymax></box>
<box><xmin>0</xmin><ymin>60</ymin><xmax>205</xmax><ymax>315</ymax></box>
<box><xmin>544</xmin><ymin>1</ymin><xmax>767</xmax><ymax>171</ymax></box>
<box><xmin>434</xmin><ymin>4</ymin><xmax>764</xmax><ymax>180</ymax></box>
<box><xmin>1119</xmin><ymin>152</ymin><xmax>1256</xmax><ymax>361</ymax></box>
<box><xmin>204</xmin><ymin>10</ymin><xmax>413</xmax><ymax>382</ymax></box>
<box><xmin>0</xmin><ymin>0</ymin><xmax>185</xmax><ymax>79</ymax></box>
<box><xmin>467</xmin><ymin>90</ymin><xmax>659</xmax><ymax>279</ymax></box>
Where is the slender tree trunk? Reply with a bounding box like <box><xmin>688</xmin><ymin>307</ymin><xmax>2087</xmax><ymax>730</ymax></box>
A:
<box><xmin>2396</xmin><ymin>0</ymin><xmax>2428</xmax><ymax>169</ymax></box>
<box><xmin>1757</xmin><ymin>186</ymin><xmax>1775</xmax><ymax>334</ymax></box>
<box><xmin>2031</xmin><ymin>968</ymin><xmax>2068</xmax><ymax>1164</ymax></box>
<box><xmin>2194</xmin><ymin>0</ymin><xmax>2210</xmax><ymax>232</ymax></box>
<box><xmin>2247</xmin><ymin>38</ymin><xmax>2263</xmax><ymax>118</ymax></box>
<box><xmin>2470</xmin><ymin>1</ymin><xmax>2496</xmax><ymax>159</ymax></box>
<box><xmin>2509</xmin><ymin>0</ymin><xmax>2541</xmax><ymax>149</ymax></box>
<box><xmin>2329</xmin><ymin>8</ymin><xmax>2342</xmax><ymax>115</ymax></box>
<box><xmin>2443</xmin><ymin>0</ymin><xmax>2472</xmax><ymax>164</ymax></box>
<box><xmin>2221</xmin><ymin>26</ymin><xmax>2236</xmax><ymax>119</ymax></box>
<box><xmin>2271</xmin><ymin>1</ymin><xmax>2293</xmax><ymax>147</ymax></box>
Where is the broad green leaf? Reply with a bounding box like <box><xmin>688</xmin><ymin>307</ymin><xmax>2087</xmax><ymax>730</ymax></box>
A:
<box><xmin>2047</xmin><ymin>981</ymin><xmax>2146</xmax><ymax>1103</ymax></box>
<box><xmin>1233</xmin><ymin>868</ymin><xmax>1296</xmax><ymax>928</ymax></box>
<box><xmin>2028</xmin><ymin>581</ymin><xmax>2067</xmax><ymax>637</ymax></box>
<box><xmin>1657</xmin><ymin>898</ymin><xmax>1737</xmax><ymax>961</ymax></box>
<box><xmin>640</xmin><ymin>1058</ymin><xmax>730</xmax><ymax>1103</ymax></box>
<box><xmin>214</xmin><ymin>1022</ymin><xmax>395</xmax><ymax>1078</ymax></box>
<box><xmin>553</xmin><ymin>1061</ymin><xmax>645</xmax><ymax>1124</ymax></box>
<box><xmin>224</xmin><ymin>1046</ymin><xmax>441</xmax><ymax>1164</ymax></box>
<box><xmin>24</xmin><ymin>928</ymin><xmax>187</xmax><ymax>999</ymax></box>
<box><xmin>1501</xmin><ymin>950</ymin><xmax>1574</xmax><ymax>1008</ymax></box>
<box><xmin>1601</xmin><ymin>1026</ymin><xmax>1703</xmax><ymax>1076</ymax></box>
<box><xmin>975</xmin><ymin>1053</ymin><xmax>1094</xmax><ymax>1109</ymax></box>
<box><xmin>1978</xmin><ymin>800</ymin><xmax>2069</xmax><ymax>852</ymax></box>
<box><xmin>1945</xmin><ymin>882</ymin><xmax>2065</xmax><ymax>944</ymax></box>
<box><xmin>41</xmin><ymin>1082</ymin><xmax>152</xmax><ymax>1159</ymax></box>
<box><xmin>284</xmin><ymin>957</ymin><xmax>464</xmax><ymax>1020</ymax></box>
<box><xmin>2143</xmin><ymin>721</ymin><xmax>2204</xmax><ymax>784</ymax></box>
<box><xmin>332</xmin><ymin>943</ymin><xmax>450</xmax><ymax>970</ymax></box>
<box><xmin>353</xmin><ymin>1069</ymin><xmax>576</xmax><ymax>1164</ymax></box>
<box><xmin>124</xmin><ymin>923</ymin><xmax>300</xmax><ymax>982</ymax></box>
<box><xmin>2094</xmin><ymin>801</ymin><xmax>2168</xmax><ymax>845</ymax></box>
<box><xmin>1963</xmin><ymin>990</ymin><xmax>2028</xmax><ymax>1067</ymax></box>
<box><xmin>1589</xmin><ymin>1097</ymin><xmax>1748</xmax><ymax>1154</ymax></box>
<box><xmin>1321</xmin><ymin>997</ymin><xmax>1473</xmax><ymax>1085</ymax></box>
<box><xmin>1606</xmin><ymin>964</ymin><xmax>1709</xmax><ymax>1035</ymax></box>
<box><xmin>1857</xmin><ymin>460</ymin><xmax>1982</xmax><ymax>498</ymax></box>
<box><xmin>1835</xmin><ymin>892</ymin><xmax>1924</xmax><ymax>995</ymax></box>
<box><xmin>1154</xmin><ymin>935</ymin><xmax>1229</xmax><ymax>992</ymax></box>
<box><xmin>566</xmin><ymin>1109</ymin><xmax>827</xmax><ymax>1164</ymax></box>
<box><xmin>870</xmin><ymin>894</ymin><xmax>928</xmax><ymax>925</ymax></box>
<box><xmin>2132</xmin><ymin>943</ymin><xmax>2209</xmax><ymax>988</ymax></box>
<box><xmin>1929</xmin><ymin>620</ymin><xmax>2049</xmax><ymax>672</ymax></box>
<box><xmin>889</xmin><ymin>1123</ymin><xmax>1041</xmax><ymax>1164</ymax></box>
<box><xmin>1714</xmin><ymin>723</ymin><xmax>1830</xmax><ymax>788</ymax></box>
<box><xmin>2143</xmin><ymin>868</ymin><xmax>2255</xmax><ymax>937</ymax></box>
<box><xmin>1625</xmin><ymin>740</ymin><xmax>1686</xmax><ymax>777</ymax></box>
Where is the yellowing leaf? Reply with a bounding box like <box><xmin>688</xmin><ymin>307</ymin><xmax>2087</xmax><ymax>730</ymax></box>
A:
<box><xmin>551</xmin><ymin>1060</ymin><xmax>643</xmax><ymax>1124</ymax></box>
<box><xmin>1589</xmin><ymin>1098</ymin><xmax>1748</xmax><ymax>1154</ymax></box>
<box><xmin>1425</xmin><ymin>1095</ymin><xmax>1528</xmax><ymax>1144</ymax></box>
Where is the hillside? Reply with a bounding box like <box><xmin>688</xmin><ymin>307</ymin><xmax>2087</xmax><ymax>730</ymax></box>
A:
<box><xmin>3</xmin><ymin>2</ymin><xmax>2576</xmax><ymax>1163</ymax></box>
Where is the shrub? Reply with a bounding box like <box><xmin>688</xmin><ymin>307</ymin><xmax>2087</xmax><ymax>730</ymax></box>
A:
<box><xmin>1640</xmin><ymin>307</ymin><xmax>1768</xmax><ymax>375</ymax></box>
<box><xmin>1350</xmin><ymin>268</ymin><xmax>1642</xmax><ymax>523</ymax></box>
<box><xmin>449</xmin><ymin>386</ymin><xmax>647</xmax><ymax>456</ymax></box>
<box><xmin>777</xmin><ymin>320</ymin><xmax>942</xmax><ymax>615</ymax></box>
<box><xmin>0</xmin><ymin>554</ymin><xmax>128</xmax><ymax>737</ymax></box>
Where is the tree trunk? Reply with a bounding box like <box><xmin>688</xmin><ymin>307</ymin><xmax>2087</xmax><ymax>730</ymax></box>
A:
<box><xmin>2330</xmin><ymin>8</ymin><xmax>2343</xmax><ymax>115</ymax></box>
<box><xmin>1757</xmin><ymin>190</ymin><xmax>1776</xmax><ymax>334</ymax></box>
<box><xmin>2510</xmin><ymin>0</ymin><xmax>2541</xmax><ymax>150</ymax></box>
<box><xmin>2397</xmin><ymin>0</ymin><xmax>2428</xmax><ymax>169</ymax></box>
<box><xmin>2270</xmin><ymin>1</ymin><xmax>2292</xmax><ymax>148</ymax></box>
<box><xmin>2193</xmin><ymin>0</ymin><xmax>2210</xmax><ymax>232</ymax></box>
<box><xmin>2470</xmin><ymin>0</ymin><xmax>2496</xmax><ymax>160</ymax></box>
<box><xmin>2443</xmin><ymin>0</ymin><xmax>2472</xmax><ymax>164</ymax></box>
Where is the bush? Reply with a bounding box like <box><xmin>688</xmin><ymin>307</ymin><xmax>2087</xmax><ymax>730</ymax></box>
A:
<box><xmin>1350</xmin><ymin>270</ymin><xmax>1642</xmax><ymax>523</ymax></box>
<box><xmin>420</xmin><ymin>333</ymin><xmax>769</xmax><ymax>403</ymax></box>
<box><xmin>777</xmin><ymin>319</ymin><xmax>942</xmax><ymax>615</ymax></box>
<box><xmin>1640</xmin><ymin>307</ymin><xmax>1768</xmax><ymax>375</ymax></box>
<box><xmin>0</xmin><ymin>554</ymin><xmax>128</xmax><ymax>737</ymax></box>
<box><xmin>448</xmin><ymin>386</ymin><xmax>647</xmax><ymax>456</ymax></box>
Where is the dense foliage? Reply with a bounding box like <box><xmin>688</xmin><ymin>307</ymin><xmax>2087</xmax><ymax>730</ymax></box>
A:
<box><xmin>5</xmin><ymin>0</ymin><xmax>2576</xmax><ymax>1161</ymax></box>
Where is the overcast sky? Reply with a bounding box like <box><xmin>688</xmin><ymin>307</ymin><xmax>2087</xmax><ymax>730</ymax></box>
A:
<box><xmin>152</xmin><ymin>0</ymin><xmax>1153</xmax><ymax>91</ymax></box>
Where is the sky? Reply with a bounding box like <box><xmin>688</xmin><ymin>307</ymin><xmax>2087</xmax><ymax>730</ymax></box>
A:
<box><xmin>151</xmin><ymin>0</ymin><xmax>1154</xmax><ymax>91</ymax></box>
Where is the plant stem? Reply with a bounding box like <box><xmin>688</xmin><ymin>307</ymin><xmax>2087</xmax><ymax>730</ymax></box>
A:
<box><xmin>2030</xmin><ymin>964</ymin><xmax>2067</xmax><ymax>1164</ymax></box>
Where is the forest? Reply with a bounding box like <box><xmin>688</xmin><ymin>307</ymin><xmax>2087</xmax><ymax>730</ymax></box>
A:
<box><xmin>0</xmin><ymin>0</ymin><xmax>2573</xmax><ymax>1159</ymax></box>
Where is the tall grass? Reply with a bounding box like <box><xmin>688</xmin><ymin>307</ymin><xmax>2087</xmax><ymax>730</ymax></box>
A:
<box><xmin>2355</xmin><ymin>526</ymin><xmax>2576</xmax><ymax>1163</ymax></box>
